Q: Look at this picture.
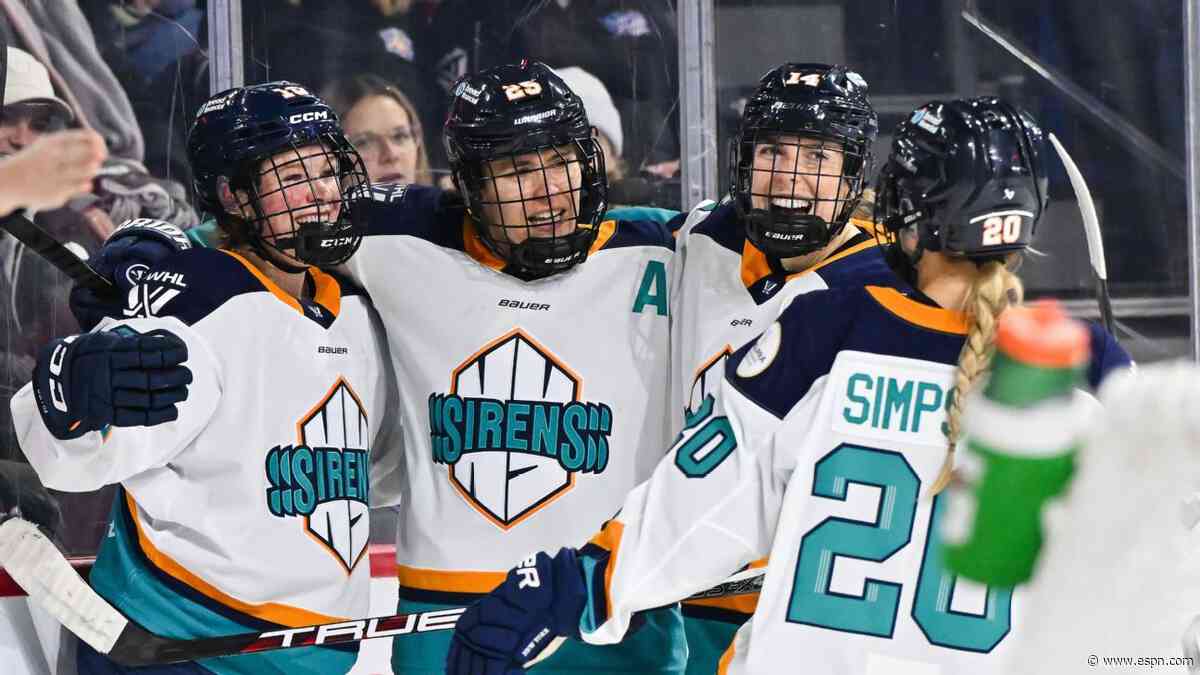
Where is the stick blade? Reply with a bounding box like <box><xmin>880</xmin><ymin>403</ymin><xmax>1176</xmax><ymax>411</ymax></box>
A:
<box><xmin>0</xmin><ymin>518</ymin><xmax>128</xmax><ymax>654</ymax></box>
<box><xmin>1048</xmin><ymin>133</ymin><xmax>1108</xmax><ymax>280</ymax></box>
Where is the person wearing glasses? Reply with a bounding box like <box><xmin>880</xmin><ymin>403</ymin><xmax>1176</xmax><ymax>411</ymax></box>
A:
<box><xmin>323</xmin><ymin>73</ymin><xmax>434</xmax><ymax>186</ymax></box>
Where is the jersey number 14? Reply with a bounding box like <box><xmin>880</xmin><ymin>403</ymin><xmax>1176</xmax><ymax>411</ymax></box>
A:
<box><xmin>787</xmin><ymin>444</ymin><xmax>1013</xmax><ymax>653</ymax></box>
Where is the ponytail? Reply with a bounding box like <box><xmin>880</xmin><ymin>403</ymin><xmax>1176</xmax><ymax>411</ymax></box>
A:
<box><xmin>930</xmin><ymin>258</ymin><xmax>1024</xmax><ymax>495</ymax></box>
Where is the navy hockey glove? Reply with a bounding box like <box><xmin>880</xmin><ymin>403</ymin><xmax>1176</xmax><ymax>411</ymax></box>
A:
<box><xmin>32</xmin><ymin>329</ymin><xmax>192</xmax><ymax>440</ymax></box>
<box><xmin>446</xmin><ymin>548</ymin><xmax>588</xmax><ymax>675</ymax></box>
<box><xmin>69</xmin><ymin>217</ymin><xmax>192</xmax><ymax>331</ymax></box>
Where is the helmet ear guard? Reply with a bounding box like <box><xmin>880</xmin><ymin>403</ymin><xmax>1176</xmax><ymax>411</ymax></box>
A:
<box><xmin>443</xmin><ymin>61</ymin><xmax>608</xmax><ymax>278</ymax></box>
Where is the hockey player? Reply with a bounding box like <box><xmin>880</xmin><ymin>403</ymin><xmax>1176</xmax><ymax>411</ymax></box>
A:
<box><xmin>54</xmin><ymin>62</ymin><xmax>679</xmax><ymax>674</ymax></box>
<box><xmin>343</xmin><ymin>59</ymin><xmax>681</xmax><ymax>675</ymax></box>
<box><xmin>444</xmin><ymin>97</ymin><xmax>1132</xmax><ymax>674</ymax></box>
<box><xmin>668</xmin><ymin>63</ymin><xmax>894</xmax><ymax>674</ymax></box>
<box><xmin>11</xmin><ymin>82</ymin><xmax>391</xmax><ymax>675</ymax></box>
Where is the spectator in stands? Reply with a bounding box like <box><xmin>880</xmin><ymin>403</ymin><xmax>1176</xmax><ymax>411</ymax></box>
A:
<box><xmin>1</xmin><ymin>0</ymin><xmax>145</xmax><ymax>162</ymax></box>
<box><xmin>79</xmin><ymin>1</ymin><xmax>204</xmax><ymax>84</ymax></box>
<box><xmin>419</xmin><ymin>0</ymin><xmax>680</xmax><ymax>183</ymax></box>
<box><xmin>555</xmin><ymin>66</ymin><xmax>625</xmax><ymax>182</ymax></box>
<box><xmin>1</xmin><ymin>46</ymin><xmax>197</xmax><ymax>238</ymax></box>
<box><xmin>252</xmin><ymin>0</ymin><xmax>438</xmax><ymax>130</ymax></box>
<box><xmin>323</xmin><ymin>74</ymin><xmax>433</xmax><ymax>185</ymax></box>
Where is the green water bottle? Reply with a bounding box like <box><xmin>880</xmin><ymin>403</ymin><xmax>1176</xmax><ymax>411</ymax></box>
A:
<box><xmin>940</xmin><ymin>301</ymin><xmax>1092</xmax><ymax>587</ymax></box>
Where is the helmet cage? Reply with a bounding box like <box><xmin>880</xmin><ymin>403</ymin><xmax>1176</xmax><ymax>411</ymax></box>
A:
<box><xmin>732</xmin><ymin>126</ymin><xmax>871</xmax><ymax>259</ymax></box>
<box><xmin>454</xmin><ymin>135</ymin><xmax>607</xmax><ymax>276</ymax></box>
<box><xmin>228</xmin><ymin>131</ymin><xmax>370</xmax><ymax>269</ymax></box>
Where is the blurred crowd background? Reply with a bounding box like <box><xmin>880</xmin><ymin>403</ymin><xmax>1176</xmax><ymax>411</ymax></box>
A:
<box><xmin>0</xmin><ymin>0</ymin><xmax>1187</xmax><ymax>554</ymax></box>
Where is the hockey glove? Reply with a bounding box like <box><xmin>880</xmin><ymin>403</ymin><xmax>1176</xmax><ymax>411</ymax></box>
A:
<box><xmin>69</xmin><ymin>217</ymin><xmax>192</xmax><ymax>331</ymax></box>
<box><xmin>32</xmin><ymin>329</ymin><xmax>192</xmax><ymax>440</ymax></box>
<box><xmin>446</xmin><ymin>547</ymin><xmax>588</xmax><ymax>675</ymax></box>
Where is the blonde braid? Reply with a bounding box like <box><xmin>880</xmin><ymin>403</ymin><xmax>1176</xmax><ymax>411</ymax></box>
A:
<box><xmin>929</xmin><ymin>259</ymin><xmax>1024</xmax><ymax>495</ymax></box>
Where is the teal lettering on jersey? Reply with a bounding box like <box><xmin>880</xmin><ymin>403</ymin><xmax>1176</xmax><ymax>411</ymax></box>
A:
<box><xmin>911</xmin><ymin>496</ymin><xmax>1013</xmax><ymax>652</ymax></box>
<box><xmin>673</xmin><ymin>395</ymin><xmax>738</xmax><ymax>478</ymax></box>
<box><xmin>842</xmin><ymin>373</ymin><xmax>947</xmax><ymax>434</ymax></box>
<box><xmin>787</xmin><ymin>444</ymin><xmax>1012</xmax><ymax>652</ymax></box>
<box><xmin>265</xmin><ymin>445</ymin><xmax>370</xmax><ymax>517</ymax></box>
<box><xmin>632</xmin><ymin>259</ymin><xmax>668</xmax><ymax>316</ymax></box>
<box><xmin>429</xmin><ymin>394</ymin><xmax>612</xmax><ymax>475</ymax></box>
<box><xmin>788</xmin><ymin>444</ymin><xmax>918</xmax><ymax>637</ymax></box>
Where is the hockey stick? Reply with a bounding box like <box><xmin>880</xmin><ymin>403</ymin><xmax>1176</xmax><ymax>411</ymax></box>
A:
<box><xmin>0</xmin><ymin>211</ymin><xmax>115</xmax><ymax>293</ymax></box>
<box><xmin>0</xmin><ymin>517</ymin><xmax>764</xmax><ymax>666</ymax></box>
<box><xmin>0</xmin><ymin>518</ymin><xmax>464</xmax><ymax>665</ymax></box>
<box><xmin>1047</xmin><ymin>133</ymin><xmax>1115</xmax><ymax>335</ymax></box>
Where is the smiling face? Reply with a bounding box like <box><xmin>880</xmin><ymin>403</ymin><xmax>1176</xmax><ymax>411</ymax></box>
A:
<box><xmin>229</xmin><ymin>142</ymin><xmax>343</xmax><ymax>264</ymax></box>
<box><xmin>476</xmin><ymin>144</ymin><xmax>583</xmax><ymax>246</ymax></box>
<box><xmin>749</xmin><ymin>133</ymin><xmax>849</xmax><ymax>223</ymax></box>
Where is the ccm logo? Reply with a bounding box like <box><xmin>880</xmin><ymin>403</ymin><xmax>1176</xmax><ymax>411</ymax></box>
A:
<box><xmin>320</xmin><ymin>237</ymin><xmax>356</xmax><ymax>248</ymax></box>
<box><xmin>289</xmin><ymin>110</ymin><xmax>329</xmax><ymax>124</ymax></box>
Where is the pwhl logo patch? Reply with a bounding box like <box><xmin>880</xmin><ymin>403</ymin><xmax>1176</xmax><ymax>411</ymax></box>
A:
<box><xmin>265</xmin><ymin>378</ymin><xmax>370</xmax><ymax>572</ymax></box>
<box><xmin>429</xmin><ymin>329</ymin><xmax>613</xmax><ymax>530</ymax></box>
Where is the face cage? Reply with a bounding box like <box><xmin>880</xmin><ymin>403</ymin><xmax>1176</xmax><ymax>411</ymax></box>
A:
<box><xmin>237</xmin><ymin>133</ymin><xmax>370</xmax><ymax>269</ymax></box>
<box><xmin>459</xmin><ymin>137</ymin><xmax>607</xmax><ymax>274</ymax></box>
<box><xmin>732</xmin><ymin>130</ymin><xmax>868</xmax><ymax>257</ymax></box>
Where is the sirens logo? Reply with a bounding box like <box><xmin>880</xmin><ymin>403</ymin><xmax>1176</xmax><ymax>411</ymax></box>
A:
<box><xmin>428</xmin><ymin>329</ymin><xmax>613</xmax><ymax>530</ymax></box>
<box><xmin>264</xmin><ymin>378</ymin><xmax>371</xmax><ymax>572</ymax></box>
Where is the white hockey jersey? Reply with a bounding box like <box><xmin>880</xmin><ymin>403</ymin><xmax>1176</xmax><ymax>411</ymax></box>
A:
<box><xmin>11</xmin><ymin>248</ymin><xmax>390</xmax><ymax>675</ymax></box>
<box><xmin>347</xmin><ymin>184</ymin><xmax>673</xmax><ymax>591</ymax></box>
<box><xmin>670</xmin><ymin>199</ymin><xmax>898</xmax><ymax>421</ymax></box>
<box><xmin>578</xmin><ymin>285</ymin><xmax>1026</xmax><ymax>675</ymax></box>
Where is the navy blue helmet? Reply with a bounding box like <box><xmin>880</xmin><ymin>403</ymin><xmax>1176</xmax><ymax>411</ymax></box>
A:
<box><xmin>730</xmin><ymin>63</ymin><xmax>878</xmax><ymax>259</ymax></box>
<box><xmin>875</xmin><ymin>97</ymin><xmax>1049</xmax><ymax>261</ymax></box>
<box><xmin>187</xmin><ymin>81</ymin><xmax>369</xmax><ymax>269</ymax></box>
<box><xmin>444</xmin><ymin>60</ymin><xmax>607</xmax><ymax>278</ymax></box>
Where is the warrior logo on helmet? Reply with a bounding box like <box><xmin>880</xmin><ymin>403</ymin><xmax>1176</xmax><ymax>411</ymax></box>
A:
<box><xmin>428</xmin><ymin>329</ymin><xmax>613</xmax><ymax>530</ymax></box>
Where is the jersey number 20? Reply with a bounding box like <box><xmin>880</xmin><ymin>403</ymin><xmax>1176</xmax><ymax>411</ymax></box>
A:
<box><xmin>787</xmin><ymin>444</ymin><xmax>1012</xmax><ymax>653</ymax></box>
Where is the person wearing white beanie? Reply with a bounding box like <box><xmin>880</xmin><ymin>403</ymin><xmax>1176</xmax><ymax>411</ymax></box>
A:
<box><xmin>554</xmin><ymin>66</ymin><xmax>625</xmax><ymax>180</ymax></box>
<box><xmin>0</xmin><ymin>47</ymin><xmax>76</xmax><ymax>154</ymax></box>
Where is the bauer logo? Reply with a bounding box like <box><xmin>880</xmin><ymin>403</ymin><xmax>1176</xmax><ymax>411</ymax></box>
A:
<box><xmin>264</xmin><ymin>377</ymin><xmax>371</xmax><ymax>572</ymax></box>
<box><xmin>428</xmin><ymin>328</ymin><xmax>613</xmax><ymax>530</ymax></box>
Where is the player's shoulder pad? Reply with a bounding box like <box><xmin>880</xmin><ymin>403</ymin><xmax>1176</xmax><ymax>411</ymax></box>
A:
<box><xmin>1081</xmin><ymin>319</ymin><xmax>1133</xmax><ymax>390</ymax></box>
<box><xmin>684</xmin><ymin>198</ymin><xmax>743</xmax><ymax>253</ymax></box>
<box><xmin>124</xmin><ymin>248</ymin><xmax>276</xmax><ymax>325</ymax></box>
<box><xmin>348</xmin><ymin>183</ymin><xmax>464</xmax><ymax>247</ymax></box>
<box><xmin>726</xmin><ymin>286</ymin><xmax>864</xmax><ymax>418</ymax></box>
<box><xmin>595</xmin><ymin>216</ymin><xmax>675</xmax><ymax>253</ymax></box>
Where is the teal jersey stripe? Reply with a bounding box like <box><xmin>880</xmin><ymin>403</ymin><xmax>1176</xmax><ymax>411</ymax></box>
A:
<box><xmin>90</xmin><ymin>491</ymin><xmax>357</xmax><ymax>675</ymax></box>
